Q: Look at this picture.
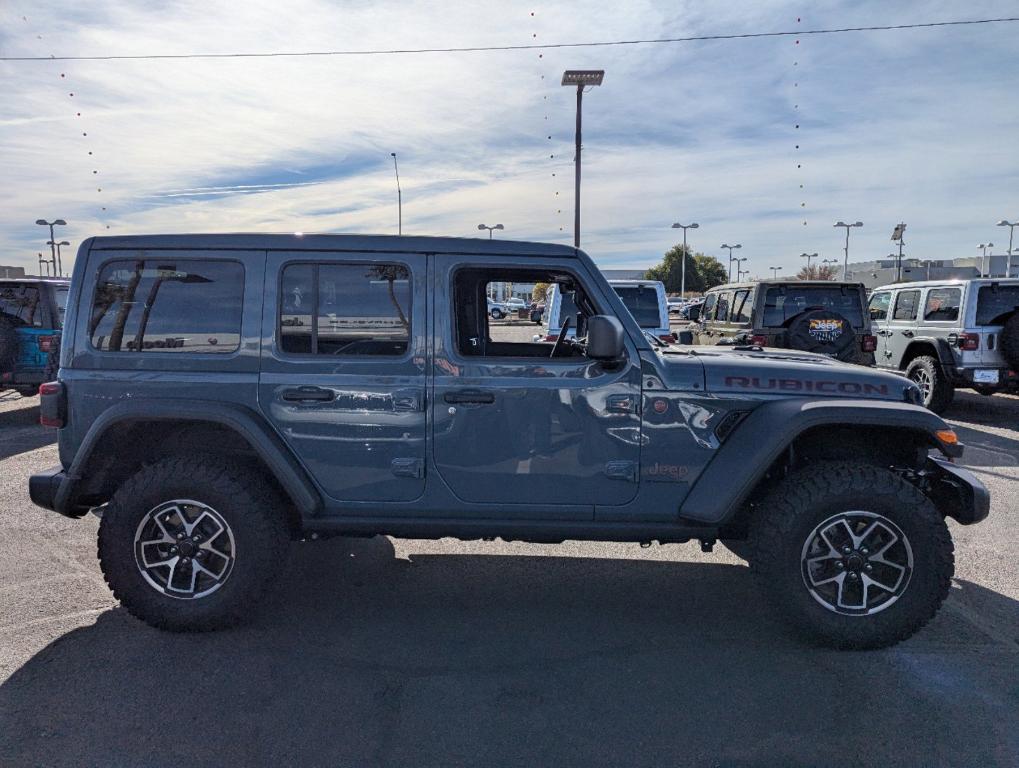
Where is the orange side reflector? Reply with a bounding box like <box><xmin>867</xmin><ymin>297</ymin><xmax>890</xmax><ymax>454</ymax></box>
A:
<box><xmin>935</xmin><ymin>429</ymin><xmax>959</xmax><ymax>445</ymax></box>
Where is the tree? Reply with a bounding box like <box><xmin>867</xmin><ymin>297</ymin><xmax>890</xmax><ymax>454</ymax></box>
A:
<box><xmin>796</xmin><ymin>264</ymin><xmax>838</xmax><ymax>280</ymax></box>
<box><xmin>644</xmin><ymin>245</ymin><xmax>728</xmax><ymax>295</ymax></box>
<box><xmin>532</xmin><ymin>282</ymin><xmax>550</xmax><ymax>303</ymax></box>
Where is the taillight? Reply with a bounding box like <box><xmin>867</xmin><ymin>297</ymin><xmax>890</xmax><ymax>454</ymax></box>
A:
<box><xmin>958</xmin><ymin>333</ymin><xmax>980</xmax><ymax>351</ymax></box>
<box><xmin>544</xmin><ymin>334</ymin><xmax>558</xmax><ymax>342</ymax></box>
<box><xmin>658</xmin><ymin>333</ymin><xmax>677</xmax><ymax>343</ymax></box>
<box><xmin>38</xmin><ymin>335</ymin><xmax>56</xmax><ymax>353</ymax></box>
<box><xmin>39</xmin><ymin>381</ymin><xmax>66</xmax><ymax>428</ymax></box>
<box><xmin>750</xmin><ymin>334</ymin><xmax>768</xmax><ymax>347</ymax></box>
<box><xmin>861</xmin><ymin>334</ymin><xmax>877</xmax><ymax>353</ymax></box>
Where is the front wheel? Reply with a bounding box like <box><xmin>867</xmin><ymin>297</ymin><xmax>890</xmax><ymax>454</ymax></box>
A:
<box><xmin>750</xmin><ymin>462</ymin><xmax>954</xmax><ymax>649</ymax></box>
<box><xmin>98</xmin><ymin>456</ymin><xmax>290</xmax><ymax>631</ymax></box>
<box><xmin>490</xmin><ymin>309</ymin><xmax>504</xmax><ymax>320</ymax></box>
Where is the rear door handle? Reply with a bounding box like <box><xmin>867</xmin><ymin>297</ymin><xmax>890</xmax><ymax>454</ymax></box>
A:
<box><xmin>281</xmin><ymin>386</ymin><xmax>335</xmax><ymax>403</ymax></box>
<box><xmin>443</xmin><ymin>389</ymin><xmax>495</xmax><ymax>405</ymax></box>
<box><xmin>901</xmin><ymin>330</ymin><xmax>914</xmax><ymax>338</ymax></box>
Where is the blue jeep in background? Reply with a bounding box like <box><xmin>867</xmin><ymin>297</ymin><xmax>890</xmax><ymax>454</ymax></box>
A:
<box><xmin>0</xmin><ymin>278</ymin><xmax>69</xmax><ymax>397</ymax></box>
<box><xmin>29</xmin><ymin>234</ymin><xmax>988</xmax><ymax>649</ymax></box>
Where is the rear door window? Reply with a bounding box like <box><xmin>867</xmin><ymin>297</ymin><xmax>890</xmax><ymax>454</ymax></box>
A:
<box><xmin>762</xmin><ymin>286</ymin><xmax>865</xmax><ymax>327</ymax></box>
<box><xmin>923</xmin><ymin>287</ymin><xmax>961</xmax><ymax>322</ymax></box>
<box><xmin>892</xmin><ymin>290</ymin><xmax>920</xmax><ymax>321</ymax></box>
<box><xmin>731</xmin><ymin>289</ymin><xmax>752</xmax><ymax>323</ymax></box>
<box><xmin>714</xmin><ymin>291</ymin><xmax>733</xmax><ymax>322</ymax></box>
<box><xmin>975</xmin><ymin>285</ymin><xmax>1019</xmax><ymax>326</ymax></box>
<box><xmin>90</xmin><ymin>259</ymin><xmax>244</xmax><ymax>353</ymax></box>
<box><xmin>279</xmin><ymin>262</ymin><xmax>410</xmax><ymax>356</ymax></box>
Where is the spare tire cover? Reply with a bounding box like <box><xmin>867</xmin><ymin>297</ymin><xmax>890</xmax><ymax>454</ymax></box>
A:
<box><xmin>784</xmin><ymin>309</ymin><xmax>858</xmax><ymax>361</ymax></box>
<box><xmin>1000</xmin><ymin>313</ymin><xmax>1019</xmax><ymax>371</ymax></box>
<box><xmin>0</xmin><ymin>316</ymin><xmax>19</xmax><ymax>372</ymax></box>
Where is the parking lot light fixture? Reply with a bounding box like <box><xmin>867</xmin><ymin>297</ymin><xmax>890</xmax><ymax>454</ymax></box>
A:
<box><xmin>721</xmin><ymin>243</ymin><xmax>742</xmax><ymax>281</ymax></box>
<box><xmin>36</xmin><ymin>218</ymin><xmax>67</xmax><ymax>275</ymax></box>
<box><xmin>671</xmin><ymin>222</ymin><xmax>699</xmax><ymax>296</ymax></box>
<box><xmin>562</xmin><ymin>70</ymin><xmax>605</xmax><ymax>249</ymax></box>
<box><xmin>800</xmin><ymin>252</ymin><xmax>818</xmax><ymax>272</ymax></box>
<box><xmin>998</xmin><ymin>220</ymin><xmax>1017</xmax><ymax>277</ymax></box>
<box><xmin>477</xmin><ymin>223</ymin><xmax>504</xmax><ymax>239</ymax></box>
<box><xmin>833</xmin><ymin>221</ymin><xmax>862</xmax><ymax>277</ymax></box>
<box><xmin>769</xmin><ymin>266</ymin><xmax>782</xmax><ymax>278</ymax></box>
<box><xmin>978</xmin><ymin>243</ymin><xmax>994</xmax><ymax>278</ymax></box>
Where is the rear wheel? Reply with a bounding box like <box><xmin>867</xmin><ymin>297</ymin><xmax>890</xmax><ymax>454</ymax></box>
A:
<box><xmin>905</xmin><ymin>355</ymin><xmax>954</xmax><ymax>413</ymax></box>
<box><xmin>98</xmin><ymin>456</ymin><xmax>290</xmax><ymax>631</ymax></box>
<box><xmin>750</xmin><ymin>462</ymin><xmax>953</xmax><ymax>649</ymax></box>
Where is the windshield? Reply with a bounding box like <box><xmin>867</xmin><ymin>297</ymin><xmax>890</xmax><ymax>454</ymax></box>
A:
<box><xmin>976</xmin><ymin>285</ymin><xmax>1019</xmax><ymax>325</ymax></box>
<box><xmin>761</xmin><ymin>286</ymin><xmax>864</xmax><ymax>327</ymax></box>
<box><xmin>612</xmin><ymin>286</ymin><xmax>662</xmax><ymax>328</ymax></box>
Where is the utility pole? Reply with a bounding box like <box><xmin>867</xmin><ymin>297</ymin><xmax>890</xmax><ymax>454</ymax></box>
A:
<box><xmin>390</xmin><ymin>153</ymin><xmax>402</xmax><ymax>235</ymax></box>
<box><xmin>671</xmin><ymin>222</ymin><xmax>699</xmax><ymax>297</ymax></box>
<box><xmin>891</xmin><ymin>223</ymin><xmax>906</xmax><ymax>281</ymax></box>
<box><xmin>562</xmin><ymin>70</ymin><xmax>604</xmax><ymax>249</ymax></box>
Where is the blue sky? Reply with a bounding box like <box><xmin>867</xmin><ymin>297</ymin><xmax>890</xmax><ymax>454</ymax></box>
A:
<box><xmin>1</xmin><ymin>0</ymin><xmax>1017</xmax><ymax>276</ymax></box>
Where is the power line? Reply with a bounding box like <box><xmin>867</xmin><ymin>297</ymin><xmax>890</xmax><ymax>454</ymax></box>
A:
<box><xmin>3</xmin><ymin>17</ymin><xmax>1017</xmax><ymax>62</ymax></box>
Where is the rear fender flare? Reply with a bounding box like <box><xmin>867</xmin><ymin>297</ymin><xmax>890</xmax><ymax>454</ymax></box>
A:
<box><xmin>56</xmin><ymin>399</ymin><xmax>321</xmax><ymax>516</ymax></box>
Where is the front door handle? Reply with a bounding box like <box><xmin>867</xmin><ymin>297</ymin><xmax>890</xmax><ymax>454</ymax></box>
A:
<box><xmin>281</xmin><ymin>386</ymin><xmax>335</xmax><ymax>403</ymax></box>
<box><xmin>443</xmin><ymin>389</ymin><xmax>495</xmax><ymax>405</ymax></box>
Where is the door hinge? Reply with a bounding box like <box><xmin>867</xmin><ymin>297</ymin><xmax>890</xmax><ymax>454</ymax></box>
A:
<box><xmin>604</xmin><ymin>460</ymin><xmax>638</xmax><ymax>482</ymax></box>
<box><xmin>391</xmin><ymin>457</ymin><xmax>425</xmax><ymax>479</ymax></box>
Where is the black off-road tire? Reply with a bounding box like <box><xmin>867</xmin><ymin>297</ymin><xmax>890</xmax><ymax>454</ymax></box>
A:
<box><xmin>749</xmin><ymin>462</ymin><xmax>954</xmax><ymax>650</ymax></box>
<box><xmin>1000</xmin><ymin>313</ymin><xmax>1019</xmax><ymax>371</ymax></box>
<box><xmin>905</xmin><ymin>355</ymin><xmax>955</xmax><ymax>413</ymax></box>
<box><xmin>98</xmin><ymin>456</ymin><xmax>290</xmax><ymax>632</ymax></box>
<box><xmin>0</xmin><ymin>315</ymin><xmax>18</xmax><ymax>372</ymax></box>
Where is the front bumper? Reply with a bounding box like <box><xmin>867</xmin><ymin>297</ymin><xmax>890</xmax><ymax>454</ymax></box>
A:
<box><xmin>926</xmin><ymin>457</ymin><xmax>990</xmax><ymax>525</ymax></box>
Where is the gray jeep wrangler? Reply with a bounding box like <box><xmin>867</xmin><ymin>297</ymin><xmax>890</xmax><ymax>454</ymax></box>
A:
<box><xmin>688</xmin><ymin>279</ymin><xmax>876</xmax><ymax>365</ymax></box>
<box><xmin>30</xmin><ymin>234</ymin><xmax>988</xmax><ymax>649</ymax></box>
<box><xmin>868</xmin><ymin>278</ymin><xmax>1019</xmax><ymax>412</ymax></box>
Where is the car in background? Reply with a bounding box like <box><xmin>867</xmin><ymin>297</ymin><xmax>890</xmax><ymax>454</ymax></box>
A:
<box><xmin>679</xmin><ymin>299</ymin><xmax>704</xmax><ymax>320</ymax></box>
<box><xmin>687</xmin><ymin>279</ymin><xmax>876</xmax><ymax>365</ymax></box>
<box><xmin>667</xmin><ymin>297</ymin><xmax>685</xmax><ymax>315</ymax></box>
<box><xmin>487</xmin><ymin>298</ymin><xmax>511</xmax><ymax>319</ymax></box>
<box><xmin>608</xmin><ymin>280</ymin><xmax>675</xmax><ymax>343</ymax></box>
<box><xmin>0</xmin><ymin>277</ymin><xmax>69</xmax><ymax>396</ymax></box>
<box><xmin>868</xmin><ymin>278</ymin><xmax>1019</xmax><ymax>411</ymax></box>
<box><xmin>503</xmin><ymin>297</ymin><xmax>527</xmax><ymax>312</ymax></box>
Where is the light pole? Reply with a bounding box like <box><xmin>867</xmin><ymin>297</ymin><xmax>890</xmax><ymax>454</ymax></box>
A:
<box><xmin>671</xmin><ymin>222</ymin><xmax>699</xmax><ymax>297</ymax></box>
<box><xmin>734</xmin><ymin>257</ymin><xmax>748</xmax><ymax>281</ymax></box>
<box><xmin>47</xmin><ymin>240</ymin><xmax>70</xmax><ymax>277</ymax></box>
<box><xmin>562</xmin><ymin>70</ymin><xmax>605</xmax><ymax>249</ymax></box>
<box><xmin>891</xmin><ymin>223</ymin><xmax>906</xmax><ymax>281</ymax></box>
<box><xmin>389</xmin><ymin>153</ymin><xmax>402</xmax><ymax>235</ymax></box>
<box><xmin>36</xmin><ymin>218</ymin><xmax>66</xmax><ymax>273</ymax></box>
<box><xmin>37</xmin><ymin>252</ymin><xmax>49</xmax><ymax>277</ymax></box>
<box><xmin>800</xmin><ymin>252</ymin><xmax>818</xmax><ymax>274</ymax></box>
<box><xmin>998</xmin><ymin>220</ymin><xmax>1017</xmax><ymax>277</ymax></box>
<box><xmin>833</xmin><ymin>221</ymin><xmax>862</xmax><ymax>278</ymax></box>
<box><xmin>769</xmin><ymin>266</ymin><xmax>782</xmax><ymax>278</ymax></box>
<box><xmin>978</xmin><ymin>243</ymin><xmax>993</xmax><ymax>277</ymax></box>
<box><xmin>477</xmin><ymin>223</ymin><xmax>504</xmax><ymax>239</ymax></box>
<box><xmin>721</xmin><ymin>243</ymin><xmax>742</xmax><ymax>282</ymax></box>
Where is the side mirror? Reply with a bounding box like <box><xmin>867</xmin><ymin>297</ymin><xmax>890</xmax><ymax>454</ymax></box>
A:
<box><xmin>687</xmin><ymin>305</ymin><xmax>701</xmax><ymax>322</ymax></box>
<box><xmin>677</xmin><ymin>330</ymin><xmax>694</xmax><ymax>345</ymax></box>
<box><xmin>586</xmin><ymin>315</ymin><xmax>625</xmax><ymax>360</ymax></box>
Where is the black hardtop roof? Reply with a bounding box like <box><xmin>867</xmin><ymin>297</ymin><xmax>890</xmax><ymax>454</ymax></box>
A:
<box><xmin>708</xmin><ymin>279</ymin><xmax>865</xmax><ymax>291</ymax></box>
<box><xmin>86</xmin><ymin>233</ymin><xmax>579</xmax><ymax>258</ymax></box>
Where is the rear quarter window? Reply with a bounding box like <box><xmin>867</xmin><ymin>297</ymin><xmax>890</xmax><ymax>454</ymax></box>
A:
<box><xmin>0</xmin><ymin>283</ymin><xmax>43</xmax><ymax>327</ymax></box>
<box><xmin>89</xmin><ymin>259</ymin><xmax>244</xmax><ymax>353</ymax></box>
<box><xmin>975</xmin><ymin>285</ymin><xmax>1019</xmax><ymax>326</ymax></box>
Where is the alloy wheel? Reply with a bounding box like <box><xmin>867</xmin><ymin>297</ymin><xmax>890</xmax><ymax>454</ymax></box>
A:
<box><xmin>133</xmin><ymin>499</ymin><xmax>236</xmax><ymax>599</ymax></box>
<box><xmin>800</xmin><ymin>511</ymin><xmax>913</xmax><ymax>616</ymax></box>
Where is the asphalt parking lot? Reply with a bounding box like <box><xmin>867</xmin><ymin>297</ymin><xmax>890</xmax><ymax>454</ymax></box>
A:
<box><xmin>1</xmin><ymin>384</ymin><xmax>1017</xmax><ymax>767</ymax></box>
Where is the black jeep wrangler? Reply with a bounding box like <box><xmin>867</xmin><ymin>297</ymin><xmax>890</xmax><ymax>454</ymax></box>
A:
<box><xmin>30</xmin><ymin>235</ymin><xmax>987</xmax><ymax>649</ymax></box>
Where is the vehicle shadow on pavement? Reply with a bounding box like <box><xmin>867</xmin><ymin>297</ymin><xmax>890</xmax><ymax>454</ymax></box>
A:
<box><xmin>0</xmin><ymin>404</ymin><xmax>55</xmax><ymax>462</ymax></box>
<box><xmin>1</xmin><ymin>536</ymin><xmax>1017</xmax><ymax>768</ymax></box>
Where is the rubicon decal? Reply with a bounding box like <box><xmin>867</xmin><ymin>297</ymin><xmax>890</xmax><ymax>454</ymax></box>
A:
<box><xmin>724</xmin><ymin>376</ymin><xmax>889</xmax><ymax>395</ymax></box>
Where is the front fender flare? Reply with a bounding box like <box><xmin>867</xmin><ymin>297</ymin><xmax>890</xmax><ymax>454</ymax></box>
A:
<box><xmin>54</xmin><ymin>399</ymin><xmax>322</xmax><ymax>517</ymax></box>
<box><xmin>678</xmin><ymin>398</ymin><xmax>955</xmax><ymax>525</ymax></box>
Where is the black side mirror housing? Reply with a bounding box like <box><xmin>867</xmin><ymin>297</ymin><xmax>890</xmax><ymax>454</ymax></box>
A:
<box><xmin>677</xmin><ymin>330</ymin><xmax>694</xmax><ymax>345</ymax></box>
<box><xmin>586</xmin><ymin>315</ymin><xmax>625</xmax><ymax>360</ymax></box>
<box><xmin>687</xmin><ymin>305</ymin><xmax>701</xmax><ymax>322</ymax></box>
